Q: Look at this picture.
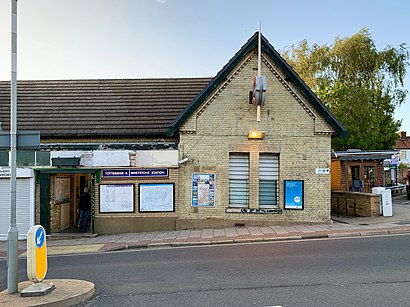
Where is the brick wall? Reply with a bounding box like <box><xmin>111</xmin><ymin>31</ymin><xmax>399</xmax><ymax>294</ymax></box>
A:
<box><xmin>331</xmin><ymin>191</ymin><xmax>380</xmax><ymax>217</ymax></box>
<box><xmin>177</xmin><ymin>52</ymin><xmax>335</xmax><ymax>228</ymax></box>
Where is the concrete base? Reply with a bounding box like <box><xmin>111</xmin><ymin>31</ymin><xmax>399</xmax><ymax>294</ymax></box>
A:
<box><xmin>0</xmin><ymin>279</ymin><xmax>95</xmax><ymax>307</ymax></box>
<box><xmin>21</xmin><ymin>281</ymin><xmax>55</xmax><ymax>297</ymax></box>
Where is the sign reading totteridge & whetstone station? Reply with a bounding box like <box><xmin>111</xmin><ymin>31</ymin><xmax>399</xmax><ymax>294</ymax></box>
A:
<box><xmin>21</xmin><ymin>225</ymin><xmax>55</xmax><ymax>297</ymax></box>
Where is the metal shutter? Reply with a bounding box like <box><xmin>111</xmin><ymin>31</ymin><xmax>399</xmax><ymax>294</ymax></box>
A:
<box><xmin>229</xmin><ymin>153</ymin><xmax>249</xmax><ymax>208</ymax></box>
<box><xmin>0</xmin><ymin>178</ymin><xmax>33</xmax><ymax>240</ymax></box>
<box><xmin>259</xmin><ymin>154</ymin><xmax>279</xmax><ymax>208</ymax></box>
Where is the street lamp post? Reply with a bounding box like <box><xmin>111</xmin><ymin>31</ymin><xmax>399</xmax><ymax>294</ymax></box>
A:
<box><xmin>7</xmin><ymin>0</ymin><xmax>18</xmax><ymax>294</ymax></box>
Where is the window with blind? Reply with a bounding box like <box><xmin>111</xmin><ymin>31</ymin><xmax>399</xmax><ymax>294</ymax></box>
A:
<box><xmin>229</xmin><ymin>153</ymin><xmax>249</xmax><ymax>208</ymax></box>
<box><xmin>259</xmin><ymin>154</ymin><xmax>279</xmax><ymax>208</ymax></box>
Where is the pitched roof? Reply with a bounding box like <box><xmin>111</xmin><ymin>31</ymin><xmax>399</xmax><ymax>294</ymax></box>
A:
<box><xmin>0</xmin><ymin>78</ymin><xmax>210</xmax><ymax>138</ymax></box>
<box><xmin>395</xmin><ymin>136</ymin><xmax>410</xmax><ymax>149</ymax></box>
<box><xmin>167</xmin><ymin>32</ymin><xmax>348</xmax><ymax>138</ymax></box>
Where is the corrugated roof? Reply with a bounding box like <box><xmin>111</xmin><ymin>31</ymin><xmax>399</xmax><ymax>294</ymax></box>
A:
<box><xmin>0</xmin><ymin>78</ymin><xmax>211</xmax><ymax>138</ymax></box>
<box><xmin>332</xmin><ymin>150</ymin><xmax>397</xmax><ymax>161</ymax></box>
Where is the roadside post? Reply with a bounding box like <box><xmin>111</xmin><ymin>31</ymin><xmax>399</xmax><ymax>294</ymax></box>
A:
<box><xmin>21</xmin><ymin>225</ymin><xmax>55</xmax><ymax>296</ymax></box>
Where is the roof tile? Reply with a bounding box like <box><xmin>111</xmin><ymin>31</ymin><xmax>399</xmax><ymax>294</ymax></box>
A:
<box><xmin>0</xmin><ymin>78</ymin><xmax>210</xmax><ymax>138</ymax></box>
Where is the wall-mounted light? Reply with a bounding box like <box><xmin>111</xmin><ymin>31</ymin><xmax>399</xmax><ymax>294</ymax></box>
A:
<box><xmin>248</xmin><ymin>131</ymin><xmax>265</xmax><ymax>139</ymax></box>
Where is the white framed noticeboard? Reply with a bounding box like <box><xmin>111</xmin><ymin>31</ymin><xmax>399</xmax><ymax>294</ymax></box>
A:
<box><xmin>139</xmin><ymin>183</ymin><xmax>174</xmax><ymax>212</ymax></box>
<box><xmin>99</xmin><ymin>184</ymin><xmax>135</xmax><ymax>213</ymax></box>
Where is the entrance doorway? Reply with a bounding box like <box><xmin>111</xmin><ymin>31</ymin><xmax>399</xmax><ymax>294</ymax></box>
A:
<box><xmin>39</xmin><ymin>171</ymin><xmax>94</xmax><ymax>234</ymax></box>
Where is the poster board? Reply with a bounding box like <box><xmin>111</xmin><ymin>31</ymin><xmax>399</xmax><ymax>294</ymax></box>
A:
<box><xmin>54</xmin><ymin>177</ymin><xmax>71</xmax><ymax>204</ymax></box>
<box><xmin>99</xmin><ymin>184</ymin><xmax>134</xmax><ymax>213</ymax></box>
<box><xmin>284</xmin><ymin>180</ymin><xmax>304</xmax><ymax>210</ymax></box>
<box><xmin>139</xmin><ymin>183</ymin><xmax>174</xmax><ymax>212</ymax></box>
<box><xmin>192</xmin><ymin>174</ymin><xmax>215</xmax><ymax>206</ymax></box>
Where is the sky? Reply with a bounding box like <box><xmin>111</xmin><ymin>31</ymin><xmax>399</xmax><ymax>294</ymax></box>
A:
<box><xmin>0</xmin><ymin>0</ymin><xmax>409</xmax><ymax>132</ymax></box>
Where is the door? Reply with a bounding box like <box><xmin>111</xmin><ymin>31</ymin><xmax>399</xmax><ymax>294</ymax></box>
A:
<box><xmin>350</xmin><ymin>166</ymin><xmax>362</xmax><ymax>191</ymax></box>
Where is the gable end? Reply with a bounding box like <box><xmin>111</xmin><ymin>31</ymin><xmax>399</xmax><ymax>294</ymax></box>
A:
<box><xmin>167</xmin><ymin>32</ymin><xmax>347</xmax><ymax>138</ymax></box>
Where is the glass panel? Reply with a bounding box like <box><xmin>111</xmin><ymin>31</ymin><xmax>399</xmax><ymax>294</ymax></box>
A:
<box><xmin>0</xmin><ymin>152</ymin><xmax>8</xmax><ymax>166</ymax></box>
<box><xmin>17</xmin><ymin>151</ymin><xmax>35</xmax><ymax>166</ymax></box>
<box><xmin>229</xmin><ymin>179</ymin><xmax>249</xmax><ymax>207</ymax></box>
<box><xmin>259</xmin><ymin>180</ymin><xmax>278</xmax><ymax>206</ymax></box>
<box><xmin>259</xmin><ymin>154</ymin><xmax>279</xmax><ymax>208</ymax></box>
<box><xmin>36</xmin><ymin>151</ymin><xmax>51</xmax><ymax>166</ymax></box>
<box><xmin>229</xmin><ymin>153</ymin><xmax>249</xmax><ymax>179</ymax></box>
<box><xmin>364</xmin><ymin>166</ymin><xmax>375</xmax><ymax>187</ymax></box>
<box><xmin>351</xmin><ymin>166</ymin><xmax>360</xmax><ymax>180</ymax></box>
<box><xmin>229</xmin><ymin>153</ymin><xmax>249</xmax><ymax>208</ymax></box>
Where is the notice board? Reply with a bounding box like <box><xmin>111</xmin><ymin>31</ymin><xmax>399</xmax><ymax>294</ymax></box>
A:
<box><xmin>139</xmin><ymin>183</ymin><xmax>174</xmax><ymax>212</ymax></box>
<box><xmin>99</xmin><ymin>184</ymin><xmax>134</xmax><ymax>213</ymax></box>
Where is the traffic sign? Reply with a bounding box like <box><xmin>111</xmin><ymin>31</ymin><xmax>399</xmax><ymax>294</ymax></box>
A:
<box><xmin>27</xmin><ymin>225</ymin><xmax>48</xmax><ymax>283</ymax></box>
<box><xmin>35</xmin><ymin>227</ymin><xmax>45</xmax><ymax>248</ymax></box>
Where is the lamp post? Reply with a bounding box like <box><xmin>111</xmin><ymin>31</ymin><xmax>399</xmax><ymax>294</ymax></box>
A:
<box><xmin>8</xmin><ymin>0</ymin><xmax>18</xmax><ymax>294</ymax></box>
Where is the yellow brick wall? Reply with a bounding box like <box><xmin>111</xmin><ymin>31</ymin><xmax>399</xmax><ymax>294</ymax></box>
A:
<box><xmin>177</xmin><ymin>52</ymin><xmax>334</xmax><ymax>226</ymax></box>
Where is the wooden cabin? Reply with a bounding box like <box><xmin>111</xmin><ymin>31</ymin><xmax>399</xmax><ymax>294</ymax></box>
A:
<box><xmin>331</xmin><ymin>150</ymin><xmax>397</xmax><ymax>193</ymax></box>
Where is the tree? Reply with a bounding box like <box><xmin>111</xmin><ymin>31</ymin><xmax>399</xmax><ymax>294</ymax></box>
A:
<box><xmin>282</xmin><ymin>28</ymin><xmax>409</xmax><ymax>150</ymax></box>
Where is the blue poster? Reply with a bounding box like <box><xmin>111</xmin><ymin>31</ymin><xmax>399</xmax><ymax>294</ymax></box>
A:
<box><xmin>284</xmin><ymin>180</ymin><xmax>304</xmax><ymax>210</ymax></box>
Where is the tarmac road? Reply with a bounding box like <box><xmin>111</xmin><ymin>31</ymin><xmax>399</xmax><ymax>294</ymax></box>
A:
<box><xmin>16</xmin><ymin>234</ymin><xmax>410</xmax><ymax>307</ymax></box>
<box><xmin>1</xmin><ymin>194</ymin><xmax>410</xmax><ymax>305</ymax></box>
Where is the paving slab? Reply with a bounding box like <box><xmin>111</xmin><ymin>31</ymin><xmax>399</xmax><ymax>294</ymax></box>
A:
<box><xmin>187</xmin><ymin>230</ymin><xmax>202</xmax><ymax>239</ymax></box>
<box><xmin>200</xmin><ymin>229</ymin><xmax>214</xmax><ymax>239</ymax></box>
<box><xmin>213</xmin><ymin>229</ymin><xmax>226</xmax><ymax>237</ymax></box>
<box><xmin>224</xmin><ymin>228</ymin><xmax>239</xmax><ymax>237</ymax></box>
<box><xmin>270</xmin><ymin>226</ymin><xmax>289</xmax><ymax>235</ymax></box>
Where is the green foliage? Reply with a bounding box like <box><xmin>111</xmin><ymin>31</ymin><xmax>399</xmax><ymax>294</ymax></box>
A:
<box><xmin>282</xmin><ymin>28</ymin><xmax>409</xmax><ymax>150</ymax></box>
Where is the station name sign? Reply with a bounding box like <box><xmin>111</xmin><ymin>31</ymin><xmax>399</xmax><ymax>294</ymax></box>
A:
<box><xmin>102</xmin><ymin>168</ymin><xmax>168</xmax><ymax>178</ymax></box>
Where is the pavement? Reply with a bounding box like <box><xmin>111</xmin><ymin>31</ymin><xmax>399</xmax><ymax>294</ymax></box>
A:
<box><xmin>1</xmin><ymin>194</ymin><xmax>410</xmax><ymax>306</ymax></box>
